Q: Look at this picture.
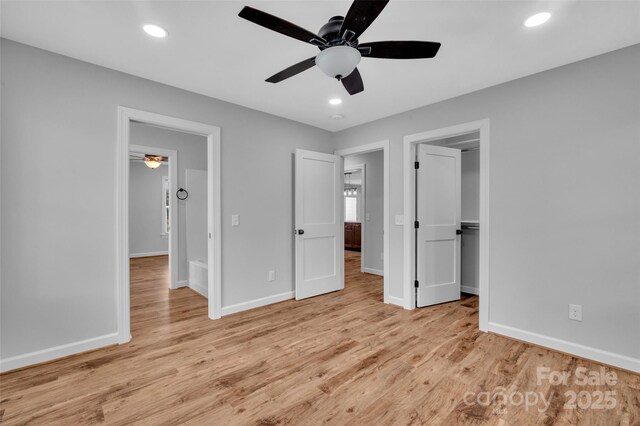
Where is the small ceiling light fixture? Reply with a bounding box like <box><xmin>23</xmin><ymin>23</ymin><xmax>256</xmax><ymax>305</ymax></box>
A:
<box><xmin>316</xmin><ymin>46</ymin><xmax>361</xmax><ymax>80</ymax></box>
<box><xmin>331</xmin><ymin>114</ymin><xmax>345</xmax><ymax>120</ymax></box>
<box><xmin>524</xmin><ymin>12</ymin><xmax>551</xmax><ymax>28</ymax></box>
<box><xmin>143</xmin><ymin>24</ymin><xmax>169</xmax><ymax>38</ymax></box>
<box><xmin>329</xmin><ymin>98</ymin><xmax>342</xmax><ymax>106</ymax></box>
<box><xmin>144</xmin><ymin>155</ymin><xmax>164</xmax><ymax>169</ymax></box>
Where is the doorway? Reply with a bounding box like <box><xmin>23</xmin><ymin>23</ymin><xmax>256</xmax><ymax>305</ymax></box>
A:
<box><xmin>403</xmin><ymin>119</ymin><xmax>490</xmax><ymax>330</ymax></box>
<box><xmin>343</xmin><ymin>165</ymin><xmax>364</xmax><ymax>262</ymax></box>
<box><xmin>116</xmin><ymin>107</ymin><xmax>221</xmax><ymax>345</ymax></box>
<box><xmin>413</xmin><ymin>133</ymin><xmax>480</xmax><ymax>308</ymax></box>
<box><xmin>335</xmin><ymin>140</ymin><xmax>390</xmax><ymax>304</ymax></box>
<box><xmin>128</xmin><ymin>144</ymin><xmax>177</xmax><ymax>290</ymax></box>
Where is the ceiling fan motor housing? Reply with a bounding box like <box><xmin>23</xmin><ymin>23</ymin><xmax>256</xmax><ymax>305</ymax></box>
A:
<box><xmin>318</xmin><ymin>16</ymin><xmax>358</xmax><ymax>48</ymax></box>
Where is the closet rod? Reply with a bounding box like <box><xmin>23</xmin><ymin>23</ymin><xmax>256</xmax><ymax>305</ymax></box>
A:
<box><xmin>461</xmin><ymin>224</ymin><xmax>480</xmax><ymax>230</ymax></box>
<box><xmin>461</xmin><ymin>147</ymin><xmax>480</xmax><ymax>152</ymax></box>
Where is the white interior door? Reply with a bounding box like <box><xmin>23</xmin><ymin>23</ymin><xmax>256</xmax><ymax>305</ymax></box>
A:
<box><xmin>295</xmin><ymin>149</ymin><xmax>344</xmax><ymax>300</ymax></box>
<box><xmin>416</xmin><ymin>144</ymin><xmax>461</xmax><ymax>307</ymax></box>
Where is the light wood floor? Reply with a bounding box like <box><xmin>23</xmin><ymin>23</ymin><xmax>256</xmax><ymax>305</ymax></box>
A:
<box><xmin>1</xmin><ymin>252</ymin><xmax>638</xmax><ymax>425</ymax></box>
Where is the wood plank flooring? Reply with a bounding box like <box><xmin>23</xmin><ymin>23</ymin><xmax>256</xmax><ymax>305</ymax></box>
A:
<box><xmin>1</xmin><ymin>252</ymin><xmax>639</xmax><ymax>425</ymax></box>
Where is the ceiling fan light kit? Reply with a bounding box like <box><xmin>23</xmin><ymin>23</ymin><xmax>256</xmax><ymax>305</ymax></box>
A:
<box><xmin>238</xmin><ymin>0</ymin><xmax>441</xmax><ymax>96</ymax></box>
<box><xmin>315</xmin><ymin>46</ymin><xmax>361</xmax><ymax>80</ymax></box>
<box><xmin>144</xmin><ymin>157</ymin><xmax>163</xmax><ymax>169</ymax></box>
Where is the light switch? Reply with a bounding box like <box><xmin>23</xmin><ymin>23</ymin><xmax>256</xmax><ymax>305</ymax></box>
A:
<box><xmin>395</xmin><ymin>215</ymin><xmax>404</xmax><ymax>225</ymax></box>
<box><xmin>366</xmin><ymin>213</ymin><xmax>371</xmax><ymax>221</ymax></box>
<box><xmin>231</xmin><ymin>214</ymin><xmax>239</xmax><ymax>227</ymax></box>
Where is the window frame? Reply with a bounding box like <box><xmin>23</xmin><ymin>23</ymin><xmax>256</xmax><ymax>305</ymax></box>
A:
<box><xmin>161</xmin><ymin>175</ymin><xmax>170</xmax><ymax>237</ymax></box>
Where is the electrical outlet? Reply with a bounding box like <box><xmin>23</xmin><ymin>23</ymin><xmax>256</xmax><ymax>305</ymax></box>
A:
<box><xmin>268</xmin><ymin>270</ymin><xmax>276</xmax><ymax>282</ymax></box>
<box><xmin>569</xmin><ymin>304</ymin><xmax>582</xmax><ymax>321</ymax></box>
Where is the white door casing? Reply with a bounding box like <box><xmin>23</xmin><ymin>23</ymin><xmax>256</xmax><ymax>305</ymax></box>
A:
<box><xmin>295</xmin><ymin>149</ymin><xmax>344</xmax><ymax>299</ymax></box>
<box><xmin>416</xmin><ymin>144</ymin><xmax>461</xmax><ymax>307</ymax></box>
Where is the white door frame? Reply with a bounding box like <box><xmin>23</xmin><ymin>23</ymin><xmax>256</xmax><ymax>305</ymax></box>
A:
<box><xmin>335</xmin><ymin>140</ymin><xmax>390</xmax><ymax>304</ymax></box>
<box><xmin>129</xmin><ymin>144</ymin><xmax>178</xmax><ymax>289</ymax></box>
<box><xmin>344</xmin><ymin>163</ymin><xmax>366</xmax><ymax>273</ymax></box>
<box><xmin>117</xmin><ymin>106</ymin><xmax>222</xmax><ymax>345</ymax></box>
<box><xmin>403</xmin><ymin>119</ymin><xmax>490</xmax><ymax>331</ymax></box>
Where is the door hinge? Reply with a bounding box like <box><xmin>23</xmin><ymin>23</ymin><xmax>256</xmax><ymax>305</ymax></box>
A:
<box><xmin>414</xmin><ymin>280</ymin><xmax>419</xmax><ymax>288</ymax></box>
<box><xmin>414</xmin><ymin>221</ymin><xmax>419</xmax><ymax>229</ymax></box>
<box><xmin>414</xmin><ymin>161</ymin><xmax>420</xmax><ymax>169</ymax></box>
<box><xmin>456</xmin><ymin>229</ymin><xmax>463</xmax><ymax>235</ymax></box>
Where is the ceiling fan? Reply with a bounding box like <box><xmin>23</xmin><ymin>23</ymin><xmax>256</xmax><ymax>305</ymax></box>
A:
<box><xmin>130</xmin><ymin>153</ymin><xmax>168</xmax><ymax>169</ymax></box>
<box><xmin>238</xmin><ymin>0</ymin><xmax>441</xmax><ymax>95</ymax></box>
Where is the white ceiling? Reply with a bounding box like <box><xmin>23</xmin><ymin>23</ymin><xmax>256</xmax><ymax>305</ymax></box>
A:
<box><xmin>2</xmin><ymin>1</ymin><xmax>639</xmax><ymax>132</ymax></box>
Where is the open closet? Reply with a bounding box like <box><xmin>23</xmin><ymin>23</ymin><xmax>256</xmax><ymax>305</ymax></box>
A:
<box><xmin>415</xmin><ymin>131</ymin><xmax>480</xmax><ymax>307</ymax></box>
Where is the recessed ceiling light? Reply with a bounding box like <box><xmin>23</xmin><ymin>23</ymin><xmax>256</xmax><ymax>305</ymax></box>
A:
<box><xmin>331</xmin><ymin>114</ymin><xmax>344</xmax><ymax>120</ymax></box>
<box><xmin>329</xmin><ymin>98</ymin><xmax>342</xmax><ymax>106</ymax></box>
<box><xmin>524</xmin><ymin>12</ymin><xmax>551</xmax><ymax>28</ymax></box>
<box><xmin>143</xmin><ymin>24</ymin><xmax>168</xmax><ymax>38</ymax></box>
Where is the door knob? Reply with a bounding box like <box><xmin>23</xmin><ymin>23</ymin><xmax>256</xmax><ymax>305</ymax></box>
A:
<box><xmin>298</xmin><ymin>229</ymin><xmax>305</xmax><ymax>235</ymax></box>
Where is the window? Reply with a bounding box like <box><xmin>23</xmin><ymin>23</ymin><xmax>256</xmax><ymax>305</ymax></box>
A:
<box><xmin>345</xmin><ymin>196</ymin><xmax>357</xmax><ymax>222</ymax></box>
<box><xmin>162</xmin><ymin>176</ymin><xmax>170</xmax><ymax>235</ymax></box>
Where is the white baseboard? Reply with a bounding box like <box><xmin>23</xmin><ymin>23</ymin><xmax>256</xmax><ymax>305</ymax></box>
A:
<box><xmin>222</xmin><ymin>291</ymin><xmax>294</xmax><ymax>316</ymax></box>
<box><xmin>129</xmin><ymin>251</ymin><xmax>168</xmax><ymax>258</ymax></box>
<box><xmin>488</xmin><ymin>322</ymin><xmax>640</xmax><ymax>373</ymax></box>
<box><xmin>0</xmin><ymin>332</ymin><xmax>120</xmax><ymax>373</ymax></box>
<box><xmin>387</xmin><ymin>295</ymin><xmax>405</xmax><ymax>307</ymax></box>
<box><xmin>170</xmin><ymin>279</ymin><xmax>189</xmax><ymax>291</ymax></box>
<box><xmin>189</xmin><ymin>281</ymin><xmax>208</xmax><ymax>298</ymax></box>
<box><xmin>363</xmin><ymin>267</ymin><xmax>384</xmax><ymax>276</ymax></box>
<box><xmin>461</xmin><ymin>285</ymin><xmax>479</xmax><ymax>295</ymax></box>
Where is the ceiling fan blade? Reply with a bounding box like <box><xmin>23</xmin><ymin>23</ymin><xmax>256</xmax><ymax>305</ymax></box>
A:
<box><xmin>359</xmin><ymin>41</ymin><xmax>441</xmax><ymax>59</ymax></box>
<box><xmin>266</xmin><ymin>57</ymin><xmax>316</xmax><ymax>83</ymax></box>
<box><xmin>340</xmin><ymin>0</ymin><xmax>389</xmax><ymax>39</ymax></box>
<box><xmin>342</xmin><ymin>68</ymin><xmax>364</xmax><ymax>95</ymax></box>
<box><xmin>239</xmin><ymin>6</ymin><xmax>325</xmax><ymax>45</ymax></box>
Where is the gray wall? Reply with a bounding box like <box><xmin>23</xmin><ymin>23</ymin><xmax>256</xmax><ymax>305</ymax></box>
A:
<box><xmin>332</xmin><ymin>44</ymin><xmax>640</xmax><ymax>360</ymax></box>
<box><xmin>130</xmin><ymin>123</ymin><xmax>207</xmax><ymax>282</ymax></box>
<box><xmin>129</xmin><ymin>161</ymin><xmax>169</xmax><ymax>256</ymax></box>
<box><xmin>461</xmin><ymin>150</ymin><xmax>480</xmax><ymax>222</ymax></box>
<box><xmin>0</xmin><ymin>39</ymin><xmax>332</xmax><ymax>360</ymax></box>
<box><xmin>345</xmin><ymin>151</ymin><xmax>384</xmax><ymax>273</ymax></box>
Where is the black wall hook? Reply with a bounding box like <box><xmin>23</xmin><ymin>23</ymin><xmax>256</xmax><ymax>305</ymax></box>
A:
<box><xmin>176</xmin><ymin>188</ymin><xmax>189</xmax><ymax>200</ymax></box>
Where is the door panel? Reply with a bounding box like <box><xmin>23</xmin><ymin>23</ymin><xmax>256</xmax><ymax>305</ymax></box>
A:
<box><xmin>303</xmin><ymin>236</ymin><xmax>336</xmax><ymax>280</ymax></box>
<box><xmin>416</xmin><ymin>144</ymin><xmax>461</xmax><ymax>307</ymax></box>
<box><xmin>302</xmin><ymin>158</ymin><xmax>336</xmax><ymax>224</ymax></box>
<box><xmin>295</xmin><ymin>150</ymin><xmax>344</xmax><ymax>300</ymax></box>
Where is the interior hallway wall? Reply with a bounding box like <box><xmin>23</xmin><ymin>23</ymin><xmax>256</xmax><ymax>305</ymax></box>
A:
<box><xmin>345</xmin><ymin>151</ymin><xmax>384</xmax><ymax>274</ymax></box>
<box><xmin>129</xmin><ymin>162</ymin><xmax>169</xmax><ymax>256</ymax></box>
<box><xmin>0</xmin><ymin>39</ymin><xmax>332</xmax><ymax>365</ymax></box>
<box><xmin>332</xmin><ymin>44</ymin><xmax>640</xmax><ymax>364</ymax></box>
